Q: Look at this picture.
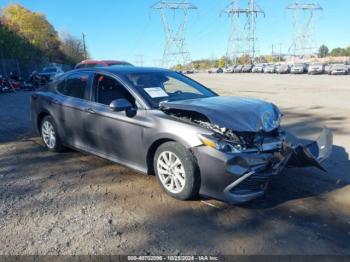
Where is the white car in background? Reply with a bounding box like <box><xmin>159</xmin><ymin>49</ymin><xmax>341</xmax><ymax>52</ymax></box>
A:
<box><xmin>223</xmin><ymin>66</ymin><xmax>236</xmax><ymax>73</ymax></box>
<box><xmin>264</xmin><ymin>64</ymin><xmax>276</xmax><ymax>73</ymax></box>
<box><xmin>308</xmin><ymin>63</ymin><xmax>325</xmax><ymax>75</ymax></box>
<box><xmin>328</xmin><ymin>64</ymin><xmax>348</xmax><ymax>75</ymax></box>
<box><xmin>291</xmin><ymin>63</ymin><xmax>308</xmax><ymax>74</ymax></box>
<box><xmin>252</xmin><ymin>64</ymin><xmax>265</xmax><ymax>73</ymax></box>
<box><xmin>276</xmin><ymin>64</ymin><xmax>290</xmax><ymax>74</ymax></box>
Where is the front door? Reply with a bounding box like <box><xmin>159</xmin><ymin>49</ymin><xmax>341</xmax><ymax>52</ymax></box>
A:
<box><xmin>83</xmin><ymin>73</ymin><xmax>148</xmax><ymax>171</ymax></box>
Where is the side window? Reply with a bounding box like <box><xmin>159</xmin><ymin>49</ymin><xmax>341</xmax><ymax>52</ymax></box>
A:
<box><xmin>94</xmin><ymin>74</ymin><xmax>136</xmax><ymax>107</ymax></box>
<box><xmin>57</xmin><ymin>73</ymin><xmax>89</xmax><ymax>99</ymax></box>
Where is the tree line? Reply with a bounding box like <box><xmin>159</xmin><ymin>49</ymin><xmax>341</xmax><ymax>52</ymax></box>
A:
<box><xmin>319</xmin><ymin>45</ymin><xmax>350</xmax><ymax>58</ymax></box>
<box><xmin>0</xmin><ymin>4</ymin><xmax>88</xmax><ymax>66</ymax></box>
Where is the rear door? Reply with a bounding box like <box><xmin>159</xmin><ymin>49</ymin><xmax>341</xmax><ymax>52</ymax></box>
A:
<box><xmin>53</xmin><ymin>72</ymin><xmax>94</xmax><ymax>148</ymax></box>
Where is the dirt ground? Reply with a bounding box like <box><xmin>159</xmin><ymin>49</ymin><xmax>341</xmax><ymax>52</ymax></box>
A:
<box><xmin>0</xmin><ymin>74</ymin><xmax>349</xmax><ymax>255</ymax></box>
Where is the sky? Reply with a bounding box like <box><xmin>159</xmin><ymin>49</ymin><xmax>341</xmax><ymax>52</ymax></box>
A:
<box><xmin>0</xmin><ymin>0</ymin><xmax>349</xmax><ymax>66</ymax></box>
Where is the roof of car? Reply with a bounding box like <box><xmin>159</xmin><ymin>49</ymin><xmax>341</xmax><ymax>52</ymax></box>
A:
<box><xmin>72</xmin><ymin>66</ymin><xmax>172</xmax><ymax>75</ymax></box>
<box><xmin>77</xmin><ymin>60</ymin><xmax>130</xmax><ymax>65</ymax></box>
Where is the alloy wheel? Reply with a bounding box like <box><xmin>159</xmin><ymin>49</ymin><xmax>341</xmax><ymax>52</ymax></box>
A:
<box><xmin>41</xmin><ymin>120</ymin><xmax>56</xmax><ymax>149</ymax></box>
<box><xmin>157</xmin><ymin>151</ymin><xmax>186</xmax><ymax>194</ymax></box>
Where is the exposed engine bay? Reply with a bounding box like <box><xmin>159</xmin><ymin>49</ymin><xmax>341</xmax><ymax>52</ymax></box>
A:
<box><xmin>161</xmin><ymin>108</ymin><xmax>283</xmax><ymax>152</ymax></box>
<box><xmin>161</xmin><ymin>107</ymin><xmax>333</xmax><ymax>173</ymax></box>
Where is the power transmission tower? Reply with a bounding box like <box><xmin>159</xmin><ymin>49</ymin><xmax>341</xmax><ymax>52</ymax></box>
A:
<box><xmin>245</xmin><ymin>0</ymin><xmax>265</xmax><ymax>63</ymax></box>
<box><xmin>222</xmin><ymin>0</ymin><xmax>264</xmax><ymax>64</ymax></box>
<box><xmin>151</xmin><ymin>0</ymin><xmax>197</xmax><ymax>69</ymax></box>
<box><xmin>287</xmin><ymin>2</ymin><xmax>323</xmax><ymax>57</ymax></box>
<box><xmin>221</xmin><ymin>0</ymin><xmax>245</xmax><ymax>65</ymax></box>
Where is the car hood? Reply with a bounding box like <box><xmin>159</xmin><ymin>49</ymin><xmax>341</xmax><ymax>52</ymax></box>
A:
<box><xmin>160</xmin><ymin>96</ymin><xmax>282</xmax><ymax>132</ymax></box>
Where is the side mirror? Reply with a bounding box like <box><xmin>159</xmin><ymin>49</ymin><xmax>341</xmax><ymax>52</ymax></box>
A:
<box><xmin>109</xmin><ymin>98</ymin><xmax>133</xmax><ymax>112</ymax></box>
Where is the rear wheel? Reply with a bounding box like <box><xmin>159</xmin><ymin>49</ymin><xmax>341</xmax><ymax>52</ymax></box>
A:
<box><xmin>40</xmin><ymin>116</ymin><xmax>65</xmax><ymax>152</ymax></box>
<box><xmin>154</xmin><ymin>142</ymin><xmax>200</xmax><ymax>200</ymax></box>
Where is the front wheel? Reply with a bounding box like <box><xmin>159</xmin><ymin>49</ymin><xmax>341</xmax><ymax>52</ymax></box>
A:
<box><xmin>154</xmin><ymin>142</ymin><xmax>200</xmax><ymax>200</ymax></box>
<box><xmin>40</xmin><ymin>116</ymin><xmax>65</xmax><ymax>152</ymax></box>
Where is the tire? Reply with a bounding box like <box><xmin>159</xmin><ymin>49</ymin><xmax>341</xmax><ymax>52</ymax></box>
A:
<box><xmin>40</xmin><ymin>115</ymin><xmax>65</xmax><ymax>152</ymax></box>
<box><xmin>154</xmin><ymin>142</ymin><xmax>200</xmax><ymax>200</ymax></box>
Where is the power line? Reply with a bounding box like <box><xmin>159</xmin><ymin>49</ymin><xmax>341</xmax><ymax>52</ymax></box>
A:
<box><xmin>151</xmin><ymin>0</ymin><xmax>197</xmax><ymax>68</ymax></box>
<box><xmin>134</xmin><ymin>55</ymin><xmax>144</xmax><ymax>66</ymax></box>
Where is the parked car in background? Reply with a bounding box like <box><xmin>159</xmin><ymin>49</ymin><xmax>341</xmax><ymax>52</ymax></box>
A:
<box><xmin>308</xmin><ymin>63</ymin><xmax>325</xmax><ymax>75</ymax></box>
<box><xmin>75</xmin><ymin>60</ymin><xmax>133</xmax><ymax>69</ymax></box>
<box><xmin>207</xmin><ymin>68</ymin><xmax>223</xmax><ymax>74</ymax></box>
<box><xmin>328</xmin><ymin>64</ymin><xmax>348</xmax><ymax>75</ymax></box>
<box><xmin>181</xmin><ymin>70</ymin><xmax>194</xmax><ymax>75</ymax></box>
<box><xmin>234</xmin><ymin>65</ymin><xmax>243</xmax><ymax>73</ymax></box>
<box><xmin>223</xmin><ymin>66</ymin><xmax>236</xmax><ymax>73</ymax></box>
<box><xmin>276</xmin><ymin>64</ymin><xmax>290</xmax><ymax>74</ymax></box>
<box><xmin>0</xmin><ymin>75</ymin><xmax>13</xmax><ymax>92</ymax></box>
<box><xmin>291</xmin><ymin>63</ymin><xmax>308</xmax><ymax>74</ymax></box>
<box><xmin>31</xmin><ymin>66</ymin><xmax>332</xmax><ymax>204</ymax></box>
<box><xmin>242</xmin><ymin>64</ymin><xmax>253</xmax><ymax>73</ymax></box>
<box><xmin>345</xmin><ymin>64</ymin><xmax>350</xmax><ymax>74</ymax></box>
<box><xmin>252</xmin><ymin>64</ymin><xmax>265</xmax><ymax>73</ymax></box>
<box><xmin>264</xmin><ymin>64</ymin><xmax>276</xmax><ymax>74</ymax></box>
<box><xmin>39</xmin><ymin>66</ymin><xmax>64</xmax><ymax>82</ymax></box>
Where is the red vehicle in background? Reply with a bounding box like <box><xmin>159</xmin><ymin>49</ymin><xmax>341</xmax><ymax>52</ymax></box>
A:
<box><xmin>75</xmin><ymin>60</ymin><xmax>133</xmax><ymax>69</ymax></box>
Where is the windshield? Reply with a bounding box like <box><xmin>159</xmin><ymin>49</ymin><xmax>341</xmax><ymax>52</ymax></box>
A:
<box><xmin>123</xmin><ymin>71</ymin><xmax>216</xmax><ymax>108</ymax></box>
<box><xmin>42</xmin><ymin>68</ymin><xmax>58</xmax><ymax>73</ymax></box>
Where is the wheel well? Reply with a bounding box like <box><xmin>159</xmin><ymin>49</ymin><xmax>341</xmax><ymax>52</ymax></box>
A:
<box><xmin>37</xmin><ymin>112</ymin><xmax>50</xmax><ymax>134</ymax></box>
<box><xmin>146</xmin><ymin>138</ymin><xmax>175</xmax><ymax>175</ymax></box>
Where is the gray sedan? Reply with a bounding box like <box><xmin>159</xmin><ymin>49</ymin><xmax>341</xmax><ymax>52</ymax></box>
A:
<box><xmin>31</xmin><ymin>67</ymin><xmax>333</xmax><ymax>204</ymax></box>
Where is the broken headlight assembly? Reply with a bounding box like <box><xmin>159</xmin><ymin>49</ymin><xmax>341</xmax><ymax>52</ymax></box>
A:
<box><xmin>197</xmin><ymin>134</ymin><xmax>243</xmax><ymax>153</ymax></box>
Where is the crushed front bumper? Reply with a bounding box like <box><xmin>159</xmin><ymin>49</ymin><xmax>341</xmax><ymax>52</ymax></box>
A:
<box><xmin>192</xmin><ymin>128</ymin><xmax>333</xmax><ymax>204</ymax></box>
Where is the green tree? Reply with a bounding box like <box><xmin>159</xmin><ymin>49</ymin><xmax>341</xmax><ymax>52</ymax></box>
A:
<box><xmin>318</xmin><ymin>45</ymin><xmax>329</xmax><ymax>58</ymax></box>
<box><xmin>0</xmin><ymin>22</ymin><xmax>43</xmax><ymax>62</ymax></box>
<box><xmin>330</xmin><ymin>47</ymin><xmax>346</xmax><ymax>57</ymax></box>
<box><xmin>346</xmin><ymin>46</ymin><xmax>350</xmax><ymax>56</ymax></box>
<box><xmin>60</xmin><ymin>33</ymin><xmax>87</xmax><ymax>64</ymax></box>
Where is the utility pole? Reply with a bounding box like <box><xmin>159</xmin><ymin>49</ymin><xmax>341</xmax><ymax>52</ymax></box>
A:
<box><xmin>279</xmin><ymin>42</ymin><xmax>283</xmax><ymax>62</ymax></box>
<box><xmin>135</xmin><ymin>55</ymin><xmax>144</xmax><ymax>66</ymax></box>
<box><xmin>82</xmin><ymin>33</ymin><xmax>87</xmax><ymax>60</ymax></box>
<box><xmin>151</xmin><ymin>0</ymin><xmax>197</xmax><ymax>69</ymax></box>
<box><xmin>287</xmin><ymin>2</ymin><xmax>323</xmax><ymax>57</ymax></box>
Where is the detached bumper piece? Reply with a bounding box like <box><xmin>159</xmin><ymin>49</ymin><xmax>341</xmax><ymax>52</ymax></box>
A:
<box><xmin>223</xmin><ymin>128</ymin><xmax>333</xmax><ymax>204</ymax></box>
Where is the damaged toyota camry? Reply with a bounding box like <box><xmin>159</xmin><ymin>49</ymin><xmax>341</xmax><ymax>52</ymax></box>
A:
<box><xmin>31</xmin><ymin>67</ymin><xmax>333</xmax><ymax>204</ymax></box>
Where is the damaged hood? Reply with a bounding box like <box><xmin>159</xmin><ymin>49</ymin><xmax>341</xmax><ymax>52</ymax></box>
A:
<box><xmin>160</xmin><ymin>96</ymin><xmax>282</xmax><ymax>132</ymax></box>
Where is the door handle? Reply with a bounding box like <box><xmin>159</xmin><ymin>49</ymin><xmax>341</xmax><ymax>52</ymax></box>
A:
<box><xmin>85</xmin><ymin>108</ymin><xmax>96</xmax><ymax>114</ymax></box>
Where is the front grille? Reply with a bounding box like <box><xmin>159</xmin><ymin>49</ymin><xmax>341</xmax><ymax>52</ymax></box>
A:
<box><xmin>231</xmin><ymin>172</ymin><xmax>272</xmax><ymax>193</ymax></box>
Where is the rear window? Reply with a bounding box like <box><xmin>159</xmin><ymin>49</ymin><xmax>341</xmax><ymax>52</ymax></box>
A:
<box><xmin>57</xmin><ymin>73</ymin><xmax>89</xmax><ymax>99</ymax></box>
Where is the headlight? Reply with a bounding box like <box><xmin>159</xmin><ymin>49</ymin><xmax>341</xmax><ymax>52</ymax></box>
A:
<box><xmin>197</xmin><ymin>134</ymin><xmax>243</xmax><ymax>153</ymax></box>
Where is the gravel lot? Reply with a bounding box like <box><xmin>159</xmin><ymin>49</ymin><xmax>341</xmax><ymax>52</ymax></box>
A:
<box><xmin>0</xmin><ymin>74</ymin><xmax>349</xmax><ymax>255</ymax></box>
